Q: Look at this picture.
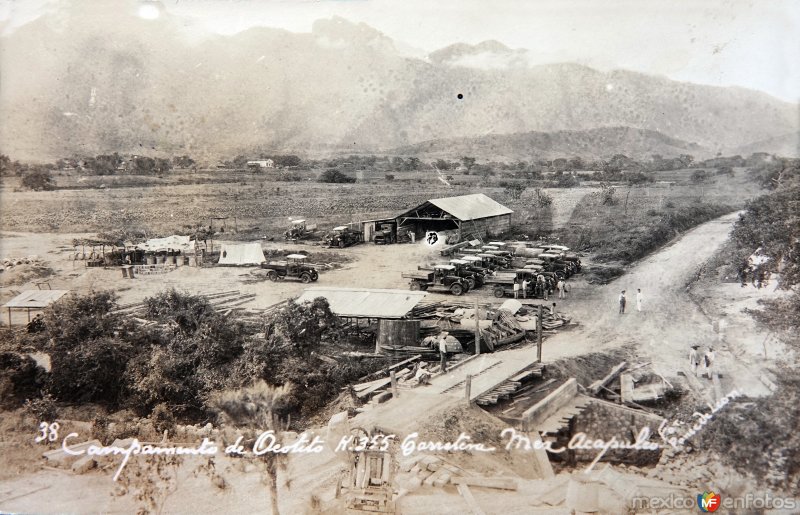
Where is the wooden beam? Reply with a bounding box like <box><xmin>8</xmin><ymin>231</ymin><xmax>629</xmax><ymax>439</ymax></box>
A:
<box><xmin>453</xmin><ymin>476</ymin><xmax>518</xmax><ymax>491</ymax></box>
<box><xmin>589</xmin><ymin>361</ymin><xmax>628</xmax><ymax>395</ymax></box>
<box><xmin>456</xmin><ymin>483</ymin><xmax>487</xmax><ymax>515</ymax></box>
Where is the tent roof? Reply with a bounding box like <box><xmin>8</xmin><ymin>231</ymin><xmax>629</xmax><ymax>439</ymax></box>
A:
<box><xmin>286</xmin><ymin>254</ymin><xmax>307</xmax><ymax>259</ymax></box>
<box><xmin>4</xmin><ymin>290</ymin><xmax>69</xmax><ymax>309</ymax></box>
<box><xmin>295</xmin><ymin>287</ymin><xmax>428</xmax><ymax>319</ymax></box>
<box><xmin>136</xmin><ymin>235</ymin><xmax>194</xmax><ymax>252</ymax></box>
<box><xmin>217</xmin><ymin>242</ymin><xmax>266</xmax><ymax>265</ymax></box>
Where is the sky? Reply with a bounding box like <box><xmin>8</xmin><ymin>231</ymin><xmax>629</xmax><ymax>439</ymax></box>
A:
<box><xmin>1</xmin><ymin>0</ymin><xmax>798</xmax><ymax>102</ymax></box>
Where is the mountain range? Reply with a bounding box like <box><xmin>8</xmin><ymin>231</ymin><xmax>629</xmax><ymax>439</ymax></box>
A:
<box><xmin>0</xmin><ymin>5</ymin><xmax>797</xmax><ymax>161</ymax></box>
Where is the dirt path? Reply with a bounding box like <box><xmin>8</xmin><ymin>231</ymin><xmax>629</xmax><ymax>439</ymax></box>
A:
<box><xmin>540</xmin><ymin>211</ymin><xmax>773</xmax><ymax>399</ymax></box>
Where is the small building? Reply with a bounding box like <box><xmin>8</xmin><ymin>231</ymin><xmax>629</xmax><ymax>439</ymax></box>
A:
<box><xmin>3</xmin><ymin>290</ymin><xmax>69</xmax><ymax>326</ymax></box>
<box><xmin>246</xmin><ymin>159</ymin><xmax>275</xmax><ymax>169</ymax></box>
<box><xmin>362</xmin><ymin>193</ymin><xmax>513</xmax><ymax>243</ymax></box>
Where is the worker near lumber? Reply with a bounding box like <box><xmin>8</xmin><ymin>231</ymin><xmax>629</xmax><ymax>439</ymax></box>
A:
<box><xmin>689</xmin><ymin>345</ymin><xmax>700</xmax><ymax>376</ymax></box>
<box><xmin>438</xmin><ymin>332</ymin><xmax>449</xmax><ymax>373</ymax></box>
<box><xmin>636</xmin><ymin>288</ymin><xmax>643</xmax><ymax>312</ymax></box>
<box><xmin>619</xmin><ymin>290</ymin><xmax>626</xmax><ymax>314</ymax></box>
<box><xmin>513</xmin><ymin>279</ymin><xmax>521</xmax><ymax>299</ymax></box>
<box><xmin>521</xmin><ymin>276</ymin><xmax>530</xmax><ymax>299</ymax></box>
<box><xmin>537</xmin><ymin>274</ymin><xmax>547</xmax><ymax>300</ymax></box>
<box><xmin>551</xmin><ymin>302</ymin><xmax>557</xmax><ymax>317</ymax></box>
<box><xmin>556</xmin><ymin>278</ymin><xmax>565</xmax><ymax>299</ymax></box>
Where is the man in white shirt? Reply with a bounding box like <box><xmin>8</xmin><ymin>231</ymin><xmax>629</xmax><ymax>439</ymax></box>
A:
<box><xmin>439</xmin><ymin>332</ymin><xmax>449</xmax><ymax>373</ymax></box>
<box><xmin>636</xmin><ymin>289</ymin><xmax>643</xmax><ymax>312</ymax></box>
<box><xmin>521</xmin><ymin>277</ymin><xmax>530</xmax><ymax>299</ymax></box>
<box><xmin>689</xmin><ymin>345</ymin><xmax>699</xmax><ymax>376</ymax></box>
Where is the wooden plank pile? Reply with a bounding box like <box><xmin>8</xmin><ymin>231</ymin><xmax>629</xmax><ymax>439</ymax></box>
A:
<box><xmin>110</xmin><ymin>290</ymin><xmax>263</xmax><ymax>320</ymax></box>
<box><xmin>588</xmin><ymin>361</ymin><xmax>670</xmax><ymax>406</ymax></box>
<box><xmin>475</xmin><ymin>363</ymin><xmax>545</xmax><ymax>406</ymax></box>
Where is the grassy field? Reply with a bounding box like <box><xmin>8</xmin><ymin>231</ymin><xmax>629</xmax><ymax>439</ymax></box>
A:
<box><xmin>0</xmin><ymin>167</ymin><xmax>762</xmax><ymax>252</ymax></box>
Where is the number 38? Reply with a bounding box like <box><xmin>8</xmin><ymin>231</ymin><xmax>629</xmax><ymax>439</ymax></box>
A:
<box><xmin>35</xmin><ymin>422</ymin><xmax>60</xmax><ymax>443</ymax></box>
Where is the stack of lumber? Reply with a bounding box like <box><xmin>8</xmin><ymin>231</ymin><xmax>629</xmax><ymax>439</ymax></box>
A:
<box><xmin>588</xmin><ymin>361</ymin><xmax>670</xmax><ymax>405</ymax></box>
<box><xmin>476</xmin><ymin>363</ymin><xmax>545</xmax><ymax>406</ymax></box>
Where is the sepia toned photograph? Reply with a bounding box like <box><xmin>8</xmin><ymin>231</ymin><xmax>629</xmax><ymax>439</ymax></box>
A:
<box><xmin>0</xmin><ymin>0</ymin><xmax>798</xmax><ymax>513</ymax></box>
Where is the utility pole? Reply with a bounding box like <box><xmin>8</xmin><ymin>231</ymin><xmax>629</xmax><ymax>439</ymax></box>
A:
<box><xmin>465</xmin><ymin>374</ymin><xmax>472</xmax><ymax>405</ymax></box>
<box><xmin>537</xmin><ymin>304</ymin><xmax>543</xmax><ymax>363</ymax></box>
<box><xmin>474</xmin><ymin>297</ymin><xmax>481</xmax><ymax>355</ymax></box>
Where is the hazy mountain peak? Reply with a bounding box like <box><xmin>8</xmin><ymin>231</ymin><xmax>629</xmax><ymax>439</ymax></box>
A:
<box><xmin>311</xmin><ymin>16</ymin><xmax>394</xmax><ymax>50</ymax></box>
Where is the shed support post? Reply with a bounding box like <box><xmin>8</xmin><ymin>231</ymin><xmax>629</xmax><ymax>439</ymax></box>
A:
<box><xmin>537</xmin><ymin>304</ymin><xmax>543</xmax><ymax>363</ymax></box>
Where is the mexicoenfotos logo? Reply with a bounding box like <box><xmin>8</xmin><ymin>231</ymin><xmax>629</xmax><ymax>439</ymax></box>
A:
<box><xmin>697</xmin><ymin>491</ymin><xmax>721</xmax><ymax>512</ymax></box>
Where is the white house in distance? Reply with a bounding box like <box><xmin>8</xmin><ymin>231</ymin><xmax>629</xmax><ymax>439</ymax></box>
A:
<box><xmin>246</xmin><ymin>159</ymin><xmax>275</xmax><ymax>169</ymax></box>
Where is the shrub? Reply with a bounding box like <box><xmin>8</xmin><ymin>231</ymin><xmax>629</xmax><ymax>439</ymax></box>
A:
<box><xmin>21</xmin><ymin>170</ymin><xmax>55</xmax><ymax>191</ymax></box>
<box><xmin>318</xmin><ymin>169</ymin><xmax>355</xmax><ymax>183</ymax></box>
<box><xmin>503</xmin><ymin>182</ymin><xmax>526</xmax><ymax>200</ymax></box>
<box><xmin>384</xmin><ymin>174</ymin><xmax>395</xmax><ymax>181</ymax></box>
<box><xmin>24</xmin><ymin>394</ymin><xmax>58</xmax><ymax>421</ymax></box>
<box><xmin>0</xmin><ymin>352</ymin><xmax>45</xmax><ymax>408</ymax></box>
<box><xmin>151</xmin><ymin>403</ymin><xmax>177</xmax><ymax>436</ymax></box>
<box><xmin>533</xmin><ymin>188</ymin><xmax>553</xmax><ymax>208</ymax></box>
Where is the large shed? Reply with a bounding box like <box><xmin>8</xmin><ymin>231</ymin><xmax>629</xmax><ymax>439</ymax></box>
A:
<box><xmin>392</xmin><ymin>193</ymin><xmax>513</xmax><ymax>242</ymax></box>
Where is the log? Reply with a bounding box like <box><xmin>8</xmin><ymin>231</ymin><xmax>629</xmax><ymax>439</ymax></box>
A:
<box><xmin>452</xmin><ymin>476</ymin><xmax>518</xmax><ymax>491</ymax></box>
<box><xmin>589</xmin><ymin>361</ymin><xmax>628</xmax><ymax>395</ymax></box>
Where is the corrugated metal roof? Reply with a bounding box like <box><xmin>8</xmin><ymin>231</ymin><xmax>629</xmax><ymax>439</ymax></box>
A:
<box><xmin>294</xmin><ymin>287</ymin><xmax>428</xmax><ymax>319</ymax></box>
<box><xmin>428</xmin><ymin>193</ymin><xmax>513</xmax><ymax>221</ymax></box>
<box><xmin>4</xmin><ymin>290</ymin><xmax>69</xmax><ymax>309</ymax></box>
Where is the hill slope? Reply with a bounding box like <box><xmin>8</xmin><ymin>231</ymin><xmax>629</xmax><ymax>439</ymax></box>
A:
<box><xmin>0</xmin><ymin>5</ymin><xmax>796</xmax><ymax>160</ymax></box>
<box><xmin>391</xmin><ymin>127</ymin><xmax>706</xmax><ymax>160</ymax></box>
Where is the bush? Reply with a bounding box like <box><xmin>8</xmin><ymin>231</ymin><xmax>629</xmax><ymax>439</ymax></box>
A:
<box><xmin>691</xmin><ymin>169</ymin><xmax>710</xmax><ymax>184</ymax></box>
<box><xmin>384</xmin><ymin>174</ymin><xmax>395</xmax><ymax>181</ymax></box>
<box><xmin>151</xmin><ymin>403</ymin><xmax>177</xmax><ymax>436</ymax></box>
<box><xmin>318</xmin><ymin>169</ymin><xmax>355</xmax><ymax>183</ymax></box>
<box><xmin>533</xmin><ymin>188</ymin><xmax>553</xmax><ymax>208</ymax></box>
<box><xmin>503</xmin><ymin>182</ymin><xmax>526</xmax><ymax>200</ymax></box>
<box><xmin>0</xmin><ymin>352</ymin><xmax>45</xmax><ymax>408</ymax></box>
<box><xmin>24</xmin><ymin>394</ymin><xmax>58</xmax><ymax>421</ymax></box>
<box><xmin>21</xmin><ymin>170</ymin><xmax>55</xmax><ymax>191</ymax></box>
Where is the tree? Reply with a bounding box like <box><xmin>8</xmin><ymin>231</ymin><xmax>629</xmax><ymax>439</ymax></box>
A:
<box><xmin>460</xmin><ymin>157</ymin><xmax>476</xmax><ymax>172</ymax></box>
<box><xmin>533</xmin><ymin>188</ymin><xmax>553</xmax><ymax>208</ymax></box>
<box><xmin>504</xmin><ymin>182</ymin><xmax>526</xmax><ymax>200</ymax></box>
<box><xmin>433</xmin><ymin>159</ymin><xmax>452</xmax><ymax>171</ymax></box>
<box><xmin>318</xmin><ymin>169</ymin><xmax>355</xmax><ymax>183</ymax></box>
<box><xmin>21</xmin><ymin>170</ymin><xmax>55</xmax><ymax>191</ymax></box>
<box><xmin>691</xmin><ymin>169</ymin><xmax>710</xmax><ymax>184</ymax></box>
<box><xmin>212</xmin><ymin>382</ymin><xmax>291</xmax><ymax>515</ymax></box>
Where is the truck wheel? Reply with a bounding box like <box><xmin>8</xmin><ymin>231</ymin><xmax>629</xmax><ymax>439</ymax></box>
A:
<box><xmin>300</xmin><ymin>273</ymin><xmax>312</xmax><ymax>283</ymax></box>
<box><xmin>493</xmin><ymin>286</ymin><xmax>505</xmax><ymax>298</ymax></box>
<box><xmin>466</xmin><ymin>278</ymin><xmax>476</xmax><ymax>290</ymax></box>
<box><xmin>450</xmin><ymin>283</ymin><xmax>464</xmax><ymax>296</ymax></box>
<box><xmin>267</xmin><ymin>271</ymin><xmax>278</xmax><ymax>282</ymax></box>
<box><xmin>338</xmin><ymin>240</ymin><xmax>345</xmax><ymax>248</ymax></box>
<box><xmin>311</xmin><ymin>271</ymin><xmax>319</xmax><ymax>281</ymax></box>
<box><xmin>410</xmin><ymin>281</ymin><xmax>421</xmax><ymax>291</ymax></box>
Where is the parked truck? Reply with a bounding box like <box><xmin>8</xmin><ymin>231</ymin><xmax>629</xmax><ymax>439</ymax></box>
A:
<box><xmin>402</xmin><ymin>264</ymin><xmax>469</xmax><ymax>295</ymax></box>
<box><xmin>324</xmin><ymin>226</ymin><xmax>363</xmax><ymax>248</ymax></box>
<box><xmin>261</xmin><ymin>254</ymin><xmax>319</xmax><ymax>283</ymax></box>
<box><xmin>284</xmin><ymin>219</ymin><xmax>317</xmax><ymax>241</ymax></box>
<box><xmin>373</xmin><ymin>223</ymin><xmax>397</xmax><ymax>245</ymax></box>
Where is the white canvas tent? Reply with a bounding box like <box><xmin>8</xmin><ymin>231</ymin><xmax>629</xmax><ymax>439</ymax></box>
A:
<box><xmin>217</xmin><ymin>242</ymin><xmax>266</xmax><ymax>266</ymax></box>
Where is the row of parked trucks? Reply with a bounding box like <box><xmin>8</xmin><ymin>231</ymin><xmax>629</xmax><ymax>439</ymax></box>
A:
<box><xmin>402</xmin><ymin>241</ymin><xmax>582</xmax><ymax>297</ymax></box>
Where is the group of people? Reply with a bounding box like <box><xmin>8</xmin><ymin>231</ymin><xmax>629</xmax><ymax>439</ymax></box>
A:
<box><xmin>618</xmin><ymin>288</ymin><xmax>644</xmax><ymax>314</ymax></box>
<box><xmin>514</xmin><ymin>275</ymin><xmax>569</xmax><ymax>300</ymax></box>
<box><xmin>689</xmin><ymin>345</ymin><xmax>716</xmax><ymax>379</ymax></box>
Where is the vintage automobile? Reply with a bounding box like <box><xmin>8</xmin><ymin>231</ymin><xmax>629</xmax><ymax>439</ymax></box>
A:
<box><xmin>324</xmin><ymin>226</ymin><xmax>363</xmax><ymax>248</ymax></box>
<box><xmin>284</xmin><ymin>219</ymin><xmax>317</xmax><ymax>241</ymax></box>
<box><xmin>261</xmin><ymin>254</ymin><xmax>319</xmax><ymax>283</ymax></box>
<box><xmin>402</xmin><ymin>264</ymin><xmax>469</xmax><ymax>295</ymax></box>
<box><xmin>373</xmin><ymin>223</ymin><xmax>397</xmax><ymax>244</ymax></box>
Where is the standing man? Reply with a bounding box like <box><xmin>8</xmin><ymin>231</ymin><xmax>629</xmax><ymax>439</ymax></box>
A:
<box><xmin>689</xmin><ymin>345</ymin><xmax>699</xmax><ymax>376</ymax></box>
<box><xmin>703</xmin><ymin>347</ymin><xmax>715</xmax><ymax>379</ymax></box>
<box><xmin>557</xmin><ymin>278</ymin><xmax>565</xmax><ymax>299</ymax></box>
<box><xmin>551</xmin><ymin>302</ymin><xmax>558</xmax><ymax>317</ymax></box>
<box><xmin>513</xmin><ymin>279</ymin><xmax>521</xmax><ymax>299</ymax></box>
<box><xmin>522</xmin><ymin>276</ymin><xmax>530</xmax><ymax>299</ymax></box>
<box><xmin>619</xmin><ymin>290</ymin><xmax>626</xmax><ymax>314</ymax></box>
<box><xmin>438</xmin><ymin>332</ymin><xmax>449</xmax><ymax>373</ymax></box>
<box><xmin>636</xmin><ymin>288</ymin><xmax>643</xmax><ymax>312</ymax></box>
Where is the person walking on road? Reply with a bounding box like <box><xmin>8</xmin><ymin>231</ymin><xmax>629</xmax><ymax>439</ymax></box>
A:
<box><xmin>689</xmin><ymin>345</ymin><xmax>699</xmax><ymax>376</ymax></box>
<box><xmin>557</xmin><ymin>279</ymin><xmax>565</xmax><ymax>299</ymax></box>
<box><xmin>439</xmin><ymin>332</ymin><xmax>449</xmax><ymax>373</ymax></box>
<box><xmin>619</xmin><ymin>290</ymin><xmax>626</xmax><ymax>314</ymax></box>
<box><xmin>636</xmin><ymin>288</ymin><xmax>643</xmax><ymax>312</ymax></box>
<box><xmin>703</xmin><ymin>347</ymin><xmax>715</xmax><ymax>379</ymax></box>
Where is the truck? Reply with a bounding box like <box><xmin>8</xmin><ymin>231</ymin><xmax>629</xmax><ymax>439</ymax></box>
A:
<box><xmin>373</xmin><ymin>223</ymin><xmax>396</xmax><ymax>245</ymax></box>
<box><xmin>325</xmin><ymin>226</ymin><xmax>363</xmax><ymax>248</ymax></box>
<box><xmin>401</xmin><ymin>264</ymin><xmax>469</xmax><ymax>295</ymax></box>
<box><xmin>284</xmin><ymin>219</ymin><xmax>317</xmax><ymax>241</ymax></box>
<box><xmin>418</xmin><ymin>260</ymin><xmax>482</xmax><ymax>290</ymax></box>
<box><xmin>261</xmin><ymin>254</ymin><xmax>319</xmax><ymax>283</ymax></box>
<box><xmin>486</xmin><ymin>269</ymin><xmax>543</xmax><ymax>299</ymax></box>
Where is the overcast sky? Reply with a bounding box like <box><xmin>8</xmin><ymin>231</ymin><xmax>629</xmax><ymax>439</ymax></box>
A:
<box><xmin>2</xmin><ymin>0</ymin><xmax>798</xmax><ymax>102</ymax></box>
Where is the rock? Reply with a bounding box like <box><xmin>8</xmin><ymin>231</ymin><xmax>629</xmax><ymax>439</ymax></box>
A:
<box><xmin>72</xmin><ymin>456</ymin><xmax>96</xmax><ymax>474</ymax></box>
